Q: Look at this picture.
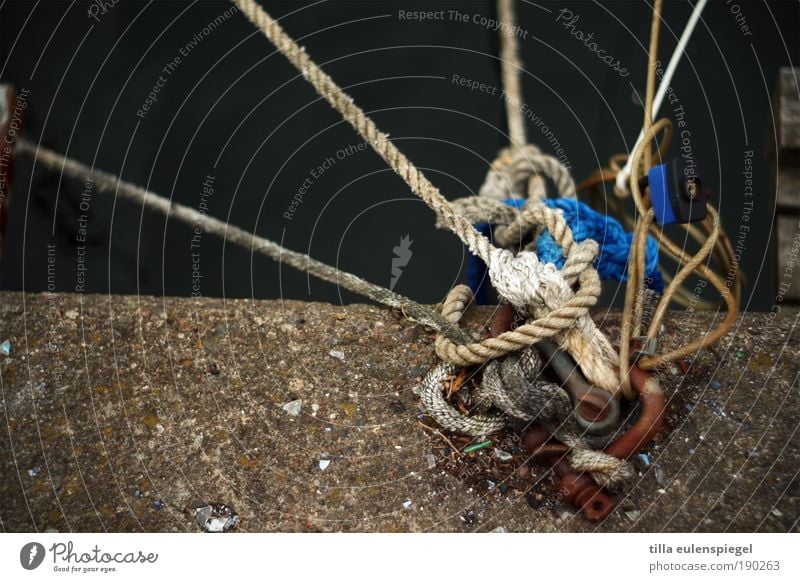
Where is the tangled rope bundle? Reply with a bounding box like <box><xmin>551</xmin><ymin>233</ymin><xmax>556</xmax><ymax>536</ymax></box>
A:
<box><xmin>228</xmin><ymin>2</ymin><xmax>633</xmax><ymax>489</ymax></box>
<box><xmin>422</xmin><ymin>143</ymin><xmax>635</xmax><ymax>479</ymax></box>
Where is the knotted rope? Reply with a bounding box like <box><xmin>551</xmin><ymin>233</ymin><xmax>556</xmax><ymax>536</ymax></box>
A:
<box><xmin>232</xmin><ymin>0</ymin><xmax>621</xmax><ymax>394</ymax></box>
<box><xmin>435</xmin><ymin>144</ymin><xmax>620</xmax><ymax>394</ymax></box>
<box><xmin>416</xmin><ymin>342</ymin><xmax>634</xmax><ymax>486</ymax></box>
<box><xmin>478</xmin><ymin>144</ymin><xmax>576</xmax><ymax>201</ymax></box>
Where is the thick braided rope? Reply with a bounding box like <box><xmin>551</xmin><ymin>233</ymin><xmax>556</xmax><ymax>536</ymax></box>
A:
<box><xmin>481</xmin><ymin>348</ymin><xmax>572</xmax><ymax>421</ymax></box>
<box><xmin>437</xmin><ymin>197</ymin><xmax>521</xmax><ymax>231</ymax></box>
<box><xmin>416</xmin><ymin>362</ymin><xmax>507</xmax><ymax>436</ymax></box>
<box><xmin>445</xmin><ymin>197</ymin><xmax>567</xmax><ymax>254</ymax></box>
<box><xmin>434</xmin><ymin>283</ymin><xmax>618</xmax><ymax>393</ymax></box>
<box><xmin>488</xmin><ymin>243</ymin><xmax>619</xmax><ymax>392</ymax></box>
<box><xmin>445</xmin><ymin>197</ymin><xmax>596</xmax><ymax>282</ymax></box>
<box><xmin>17</xmin><ymin>139</ymin><xmax>473</xmax><ymax>343</ymax></box>
<box><xmin>460</xmin><ymin>143</ymin><xmax>619</xmax><ymax>392</ymax></box>
<box><xmin>417</xmin><ymin>348</ymin><xmax>633</xmax><ymax>485</ymax></box>
<box><xmin>233</xmin><ymin>0</ymin><xmax>493</xmax><ymax>264</ymax></box>
<box><xmin>435</xmin><ymin>204</ymin><xmax>619</xmax><ymax>393</ymax></box>
<box><xmin>433</xmin><ymin>281</ymin><xmax>599</xmax><ymax>364</ymax></box>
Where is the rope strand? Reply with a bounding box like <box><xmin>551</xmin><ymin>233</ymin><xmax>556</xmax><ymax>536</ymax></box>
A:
<box><xmin>17</xmin><ymin>139</ymin><xmax>472</xmax><ymax>344</ymax></box>
<box><xmin>498</xmin><ymin>0</ymin><xmax>527</xmax><ymax>146</ymax></box>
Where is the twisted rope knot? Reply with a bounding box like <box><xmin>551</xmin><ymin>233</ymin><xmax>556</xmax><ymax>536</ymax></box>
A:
<box><xmin>481</xmin><ymin>348</ymin><xmax>572</xmax><ymax>422</ymax></box>
<box><xmin>560</xmin><ymin>435</ymin><xmax>636</xmax><ymax>490</ymax></box>
<box><xmin>416</xmin><ymin>349</ymin><xmax>635</xmax><ymax>487</ymax></box>
<box><xmin>479</xmin><ymin>144</ymin><xmax>576</xmax><ymax>201</ymax></box>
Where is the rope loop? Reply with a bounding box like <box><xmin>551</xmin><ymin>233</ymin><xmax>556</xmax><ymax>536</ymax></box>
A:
<box><xmin>479</xmin><ymin>144</ymin><xmax>576</xmax><ymax>201</ymax></box>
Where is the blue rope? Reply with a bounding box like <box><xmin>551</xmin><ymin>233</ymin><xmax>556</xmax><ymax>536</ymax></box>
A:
<box><xmin>467</xmin><ymin>198</ymin><xmax>663</xmax><ymax>303</ymax></box>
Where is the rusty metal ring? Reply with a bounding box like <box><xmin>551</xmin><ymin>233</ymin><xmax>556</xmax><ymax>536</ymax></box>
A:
<box><xmin>604</xmin><ymin>365</ymin><xmax>666</xmax><ymax>459</ymax></box>
<box><xmin>522</xmin><ymin>425</ymin><xmax>616</xmax><ymax>522</ymax></box>
<box><xmin>572</xmin><ymin>385</ymin><xmax>621</xmax><ymax>436</ymax></box>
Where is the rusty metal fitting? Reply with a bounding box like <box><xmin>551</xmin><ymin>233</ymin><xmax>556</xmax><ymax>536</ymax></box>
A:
<box><xmin>489</xmin><ymin>304</ymin><xmax>621</xmax><ymax>435</ymax></box>
<box><xmin>534</xmin><ymin>338</ymin><xmax>621</xmax><ymax>435</ymax></box>
<box><xmin>631</xmin><ymin>336</ymin><xmax>659</xmax><ymax>358</ymax></box>
<box><xmin>604</xmin><ymin>365</ymin><xmax>666</xmax><ymax>459</ymax></box>
<box><xmin>489</xmin><ymin>303</ymin><xmax>521</xmax><ymax>337</ymax></box>
<box><xmin>522</xmin><ymin>425</ymin><xmax>615</xmax><ymax>522</ymax></box>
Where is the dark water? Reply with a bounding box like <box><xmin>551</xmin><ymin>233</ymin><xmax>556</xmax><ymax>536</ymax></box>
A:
<box><xmin>1</xmin><ymin>0</ymin><xmax>796</xmax><ymax>310</ymax></box>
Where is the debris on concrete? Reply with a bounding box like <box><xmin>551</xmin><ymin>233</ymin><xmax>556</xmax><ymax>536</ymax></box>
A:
<box><xmin>463</xmin><ymin>440</ymin><xmax>492</xmax><ymax>454</ymax></box>
<box><xmin>706</xmin><ymin>399</ymin><xmax>728</xmax><ymax>418</ymax></box>
<box><xmin>625</xmin><ymin>510</ymin><xmax>642</xmax><ymax>522</ymax></box>
<box><xmin>654</xmin><ymin>465</ymin><xmax>667</xmax><ymax>486</ymax></box>
<box><xmin>425</xmin><ymin>454</ymin><xmax>436</xmax><ymax>469</ymax></box>
<box><xmin>282</xmin><ymin>399</ymin><xmax>302</xmax><ymax>417</ymax></box>
<box><xmin>319</xmin><ymin>454</ymin><xmax>331</xmax><ymax>471</ymax></box>
<box><xmin>493</xmin><ymin>448</ymin><xmax>513</xmax><ymax>462</ymax></box>
<box><xmin>194</xmin><ymin>502</ymin><xmax>240</xmax><ymax>533</ymax></box>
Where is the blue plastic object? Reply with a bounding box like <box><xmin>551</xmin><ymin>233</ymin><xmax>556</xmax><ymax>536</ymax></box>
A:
<box><xmin>648</xmin><ymin>164</ymin><xmax>677</xmax><ymax>225</ymax></box>
<box><xmin>647</xmin><ymin>160</ymin><xmax>706</xmax><ymax>225</ymax></box>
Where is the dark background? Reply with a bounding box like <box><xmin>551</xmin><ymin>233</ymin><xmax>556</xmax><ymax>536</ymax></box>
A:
<box><xmin>0</xmin><ymin>0</ymin><xmax>796</xmax><ymax>309</ymax></box>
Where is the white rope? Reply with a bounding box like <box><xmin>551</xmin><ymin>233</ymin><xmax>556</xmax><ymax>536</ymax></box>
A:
<box><xmin>488</xmin><ymin>248</ymin><xmax>561</xmax><ymax>314</ymax></box>
<box><xmin>615</xmin><ymin>0</ymin><xmax>707</xmax><ymax>194</ymax></box>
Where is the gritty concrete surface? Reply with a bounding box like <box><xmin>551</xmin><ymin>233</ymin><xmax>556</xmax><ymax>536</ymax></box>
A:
<box><xmin>0</xmin><ymin>292</ymin><xmax>797</xmax><ymax>533</ymax></box>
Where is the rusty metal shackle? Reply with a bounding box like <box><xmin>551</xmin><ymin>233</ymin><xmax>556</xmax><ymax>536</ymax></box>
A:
<box><xmin>604</xmin><ymin>364</ymin><xmax>666</xmax><ymax>459</ymax></box>
<box><xmin>522</xmin><ymin>425</ymin><xmax>616</xmax><ymax>522</ymax></box>
<box><xmin>534</xmin><ymin>339</ymin><xmax>621</xmax><ymax>435</ymax></box>
<box><xmin>490</xmin><ymin>304</ymin><xmax>621</xmax><ymax>435</ymax></box>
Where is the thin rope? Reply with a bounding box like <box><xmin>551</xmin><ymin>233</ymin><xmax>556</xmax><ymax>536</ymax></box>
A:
<box><xmin>619</xmin><ymin>0</ymin><xmax>663</xmax><ymax>397</ymax></box>
<box><xmin>642</xmin><ymin>0</ymin><xmax>663</xmax><ymax>172</ymax></box>
<box><xmin>615</xmin><ymin>0</ymin><xmax>708</xmax><ymax>194</ymax></box>
<box><xmin>498</xmin><ymin>0</ymin><xmax>527</xmax><ymax>146</ymax></box>
<box><xmin>16</xmin><ymin>139</ymin><xmax>472</xmax><ymax>344</ymax></box>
